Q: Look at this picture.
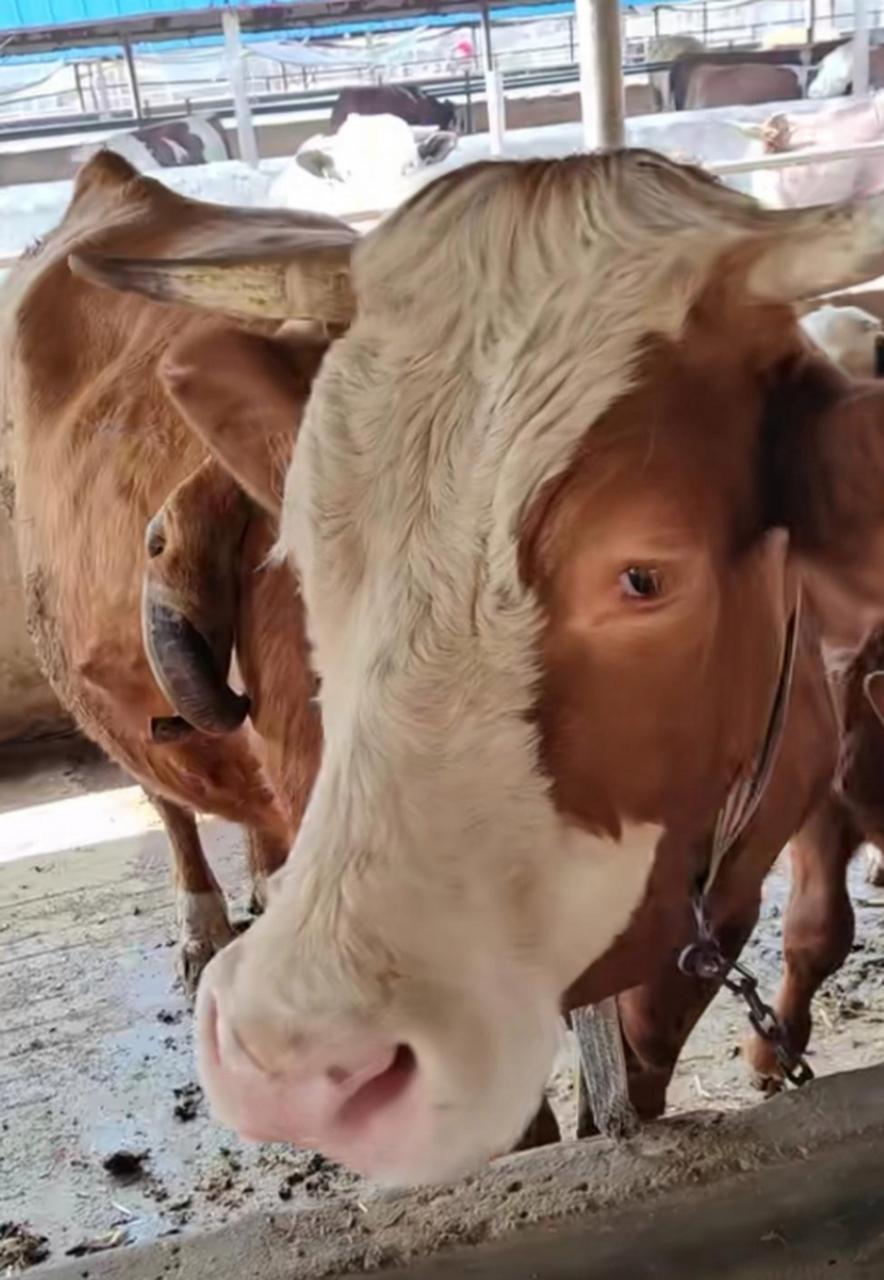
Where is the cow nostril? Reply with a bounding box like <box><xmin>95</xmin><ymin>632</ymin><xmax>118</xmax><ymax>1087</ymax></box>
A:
<box><xmin>325</xmin><ymin>1043</ymin><xmax>415</xmax><ymax>1094</ymax></box>
<box><xmin>336</xmin><ymin>1043</ymin><xmax>417</xmax><ymax>1129</ymax></box>
<box><xmin>146</xmin><ymin>516</ymin><xmax>166</xmax><ymax>559</ymax></box>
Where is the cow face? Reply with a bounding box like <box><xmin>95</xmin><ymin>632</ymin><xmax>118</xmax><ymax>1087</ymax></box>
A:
<box><xmin>295</xmin><ymin>114</ymin><xmax>458</xmax><ymax>187</ymax></box>
<box><xmin>79</xmin><ymin>153</ymin><xmax>884</xmax><ymax>1185</ymax></box>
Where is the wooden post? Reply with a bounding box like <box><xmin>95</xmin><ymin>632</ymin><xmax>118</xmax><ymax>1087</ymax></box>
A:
<box><xmin>575</xmin><ymin>0</ymin><xmax>625</xmax><ymax>150</ymax></box>
<box><xmin>222</xmin><ymin>9</ymin><xmax>259</xmax><ymax>168</ymax></box>
<box><xmin>123</xmin><ymin>38</ymin><xmax>142</xmax><ymax>122</ymax></box>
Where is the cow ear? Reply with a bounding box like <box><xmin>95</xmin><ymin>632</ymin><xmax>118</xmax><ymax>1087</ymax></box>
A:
<box><xmin>296</xmin><ymin>144</ymin><xmax>340</xmax><ymax>182</ymax></box>
<box><xmin>417</xmin><ymin>131</ymin><xmax>458</xmax><ymax>164</ymax></box>
<box><xmin>772</xmin><ymin>368</ymin><xmax>884</xmax><ymax>643</ymax></box>
<box><xmin>160</xmin><ymin>325</ymin><xmax>327</xmax><ymax>518</ymax></box>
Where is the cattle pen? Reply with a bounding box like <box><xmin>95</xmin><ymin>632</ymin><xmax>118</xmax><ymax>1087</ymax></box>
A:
<box><xmin>7</xmin><ymin>0</ymin><xmax>884</xmax><ymax>1278</ymax></box>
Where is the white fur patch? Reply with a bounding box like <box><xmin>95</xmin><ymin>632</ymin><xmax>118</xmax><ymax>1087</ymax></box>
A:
<box><xmin>280</xmin><ymin>158</ymin><xmax>767</xmax><ymax>957</ymax></box>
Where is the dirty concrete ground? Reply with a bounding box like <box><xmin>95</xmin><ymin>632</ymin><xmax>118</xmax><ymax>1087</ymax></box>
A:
<box><xmin>1</xmin><ymin>738</ymin><xmax>884</xmax><ymax>1270</ymax></box>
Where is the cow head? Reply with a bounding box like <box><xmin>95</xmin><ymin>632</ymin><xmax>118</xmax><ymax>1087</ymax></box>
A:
<box><xmin>295</xmin><ymin>114</ymin><xmax>458</xmax><ymax>186</ymax></box>
<box><xmin>433</xmin><ymin>97</ymin><xmax>458</xmax><ymax>132</ymax></box>
<box><xmin>78</xmin><ymin>153</ymin><xmax>884</xmax><ymax>1185</ymax></box>
<box><xmin>730</xmin><ymin>114</ymin><xmax>793</xmax><ymax>153</ymax></box>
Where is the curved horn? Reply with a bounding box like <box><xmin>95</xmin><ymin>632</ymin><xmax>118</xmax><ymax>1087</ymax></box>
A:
<box><xmin>142</xmin><ymin>590</ymin><xmax>250</xmax><ymax>737</ymax></box>
<box><xmin>747</xmin><ymin>195</ymin><xmax>884</xmax><ymax>303</ymax></box>
<box><xmin>69</xmin><ymin>235</ymin><xmax>355</xmax><ymax>324</ymax></box>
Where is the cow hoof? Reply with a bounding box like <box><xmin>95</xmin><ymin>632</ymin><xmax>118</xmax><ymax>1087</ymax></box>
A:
<box><xmin>248</xmin><ymin>884</ymin><xmax>267</xmax><ymax>917</ymax></box>
<box><xmin>743</xmin><ymin>1034</ymin><xmax>784</xmax><ymax>1095</ymax></box>
<box><xmin>749</xmin><ymin>1068</ymin><xmax>786</xmax><ymax>1097</ymax></box>
<box><xmin>866</xmin><ymin>848</ymin><xmax>884</xmax><ymax>888</ymax></box>
<box><xmin>176</xmin><ymin>891</ymin><xmax>236</xmax><ymax>997</ymax></box>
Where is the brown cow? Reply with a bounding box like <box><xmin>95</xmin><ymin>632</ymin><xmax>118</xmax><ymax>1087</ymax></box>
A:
<box><xmin>71</xmin><ymin>153</ymin><xmax>884</xmax><ymax>1184</ymax></box>
<box><xmin>675</xmin><ymin>60</ymin><xmax>802</xmax><ymax>110</ymax></box>
<box><xmin>145</xmin><ymin>357</ymin><xmax>884</xmax><ymax>1124</ymax></box>
<box><xmin>0</xmin><ymin>151</ymin><xmax>354</xmax><ymax>992</ymax></box>
<box><xmin>330</xmin><ymin>85</ymin><xmax>457</xmax><ymax>133</ymax></box>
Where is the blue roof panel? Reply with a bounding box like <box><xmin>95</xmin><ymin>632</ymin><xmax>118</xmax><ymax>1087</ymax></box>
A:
<box><xmin>4</xmin><ymin>0</ymin><xmax>289</xmax><ymax>31</ymax></box>
<box><xmin>6</xmin><ymin>0</ymin><xmax>647</xmax><ymax>33</ymax></box>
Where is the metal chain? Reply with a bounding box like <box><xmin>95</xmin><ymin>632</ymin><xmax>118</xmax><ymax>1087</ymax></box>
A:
<box><xmin>678</xmin><ymin>896</ymin><xmax>814</xmax><ymax>1089</ymax></box>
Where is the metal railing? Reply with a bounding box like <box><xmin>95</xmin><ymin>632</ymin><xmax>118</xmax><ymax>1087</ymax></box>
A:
<box><xmin>3</xmin><ymin>0</ymin><xmax>884</xmax><ymax>134</ymax></box>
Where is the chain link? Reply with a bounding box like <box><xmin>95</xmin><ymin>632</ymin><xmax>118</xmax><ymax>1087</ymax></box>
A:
<box><xmin>678</xmin><ymin>897</ymin><xmax>814</xmax><ymax>1089</ymax></box>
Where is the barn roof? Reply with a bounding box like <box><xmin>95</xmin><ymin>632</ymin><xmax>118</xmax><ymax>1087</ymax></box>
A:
<box><xmin>0</xmin><ymin>0</ymin><xmax>613</xmax><ymax>54</ymax></box>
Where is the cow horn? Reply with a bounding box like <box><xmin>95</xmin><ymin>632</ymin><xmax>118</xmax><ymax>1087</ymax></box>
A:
<box><xmin>747</xmin><ymin>195</ymin><xmax>884</xmax><ymax>302</ymax></box>
<box><xmin>142</xmin><ymin>590</ymin><xmax>250</xmax><ymax>737</ymax></box>
<box><xmin>69</xmin><ymin>238</ymin><xmax>355</xmax><ymax>324</ymax></box>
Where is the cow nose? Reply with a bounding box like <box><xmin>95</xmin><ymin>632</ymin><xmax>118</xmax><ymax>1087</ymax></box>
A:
<box><xmin>198</xmin><ymin>984</ymin><xmax>418</xmax><ymax>1152</ymax></box>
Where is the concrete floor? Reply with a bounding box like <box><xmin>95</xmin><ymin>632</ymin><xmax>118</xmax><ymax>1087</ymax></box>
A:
<box><xmin>2</xmin><ymin>738</ymin><xmax>884</xmax><ymax>1271</ymax></box>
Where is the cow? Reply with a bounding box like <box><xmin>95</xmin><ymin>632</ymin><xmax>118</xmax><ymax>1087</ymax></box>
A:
<box><xmin>733</xmin><ymin>96</ymin><xmax>884</xmax><ymax>210</ymax></box>
<box><xmin>269</xmin><ymin>114</ymin><xmax>459</xmax><ymax>219</ymax></box>
<box><xmin>809</xmin><ymin>40</ymin><xmax>884</xmax><ymax>99</ymax></box>
<box><xmin>292</xmin><ymin>113</ymin><xmax>458</xmax><ymax>185</ymax></box>
<box><xmin>834</xmin><ymin>630</ymin><xmax>884</xmax><ymax>888</ymax></box>
<box><xmin>647</xmin><ymin>34</ymin><xmax>705</xmax><ymax>110</ymax></box>
<box><xmin>0</xmin><ymin>151</ymin><xmax>353</xmax><ymax>993</ymax></box>
<box><xmin>330</xmin><ymin>85</ymin><xmax>457</xmax><ymax>134</ymax></box>
<box><xmin>73</xmin><ymin>114</ymin><xmax>231</xmax><ymax>171</ymax></box>
<box><xmin>68</xmin><ymin>151</ymin><xmax>884</xmax><ymax>1185</ymax></box>
<box><xmin>672</xmin><ymin>60</ymin><xmax>802</xmax><ymax>111</ymax></box>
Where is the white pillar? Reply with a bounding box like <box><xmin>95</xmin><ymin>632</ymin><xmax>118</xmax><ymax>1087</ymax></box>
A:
<box><xmin>480</xmin><ymin>0</ymin><xmax>506</xmax><ymax>156</ymax></box>
<box><xmin>486</xmin><ymin>70</ymin><xmax>506</xmax><ymax>155</ymax></box>
<box><xmin>854</xmin><ymin>0</ymin><xmax>870</xmax><ymax>98</ymax></box>
<box><xmin>94</xmin><ymin>58</ymin><xmax>111</xmax><ymax>116</ymax></box>
<box><xmin>804</xmin><ymin>0</ymin><xmax>815</xmax><ymax>46</ymax></box>
<box><xmin>222</xmin><ymin>10</ymin><xmax>259</xmax><ymax>168</ymax></box>
<box><xmin>575</xmin><ymin>0</ymin><xmax>625</xmax><ymax>150</ymax></box>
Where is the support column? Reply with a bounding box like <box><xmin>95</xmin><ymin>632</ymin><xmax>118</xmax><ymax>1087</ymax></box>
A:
<box><xmin>94</xmin><ymin>58</ymin><xmax>111</xmax><ymax>116</ymax></box>
<box><xmin>480</xmin><ymin>0</ymin><xmax>505</xmax><ymax>156</ymax></box>
<box><xmin>854</xmin><ymin>0</ymin><xmax>870</xmax><ymax>98</ymax></box>
<box><xmin>575</xmin><ymin>0</ymin><xmax>625</xmax><ymax>150</ymax></box>
<box><xmin>804</xmin><ymin>0</ymin><xmax>815</xmax><ymax>47</ymax></box>
<box><xmin>222</xmin><ymin>9</ymin><xmax>259</xmax><ymax>168</ymax></box>
<box><xmin>123</xmin><ymin>38</ymin><xmax>142</xmax><ymax>122</ymax></box>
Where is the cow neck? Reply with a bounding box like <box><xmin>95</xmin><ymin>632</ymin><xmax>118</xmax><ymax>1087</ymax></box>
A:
<box><xmin>703</xmin><ymin>584</ymin><xmax>803</xmax><ymax>898</ymax></box>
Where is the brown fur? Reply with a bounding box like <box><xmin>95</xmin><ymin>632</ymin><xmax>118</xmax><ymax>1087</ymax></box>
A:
<box><xmin>0</xmin><ymin>153</ymin><xmax>330</xmax><ymax>988</ymax></box>
<box><xmin>681</xmin><ymin>62</ymin><xmax>802</xmax><ymax>110</ymax></box>
<box><xmin>517</xmin><ymin>290</ymin><xmax>884</xmax><ymax>1110</ymax></box>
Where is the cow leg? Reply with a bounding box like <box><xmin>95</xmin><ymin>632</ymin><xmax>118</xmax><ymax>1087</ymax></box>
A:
<box><xmin>572</xmin><ymin>900</ymin><xmax>763</xmax><ymax>1138</ymax></box>
<box><xmin>744</xmin><ymin>794</ymin><xmax>860</xmax><ymax>1091</ymax></box>
<box><xmin>865</xmin><ymin>840</ymin><xmax>884</xmax><ymax>887</ymax></box>
<box><xmin>148</xmin><ymin>793</ymin><xmax>235</xmax><ymax>995</ymax></box>
<box><xmin>245</xmin><ymin>825</ymin><xmax>291</xmax><ymax>914</ymax></box>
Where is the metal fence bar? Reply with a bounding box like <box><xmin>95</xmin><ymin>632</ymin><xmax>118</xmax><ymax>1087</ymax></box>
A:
<box><xmin>708</xmin><ymin>136</ymin><xmax>884</xmax><ymax>174</ymax></box>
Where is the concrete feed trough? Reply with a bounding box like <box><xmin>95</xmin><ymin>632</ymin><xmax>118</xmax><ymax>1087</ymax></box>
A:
<box><xmin>41</xmin><ymin>1065</ymin><xmax>884</xmax><ymax>1280</ymax></box>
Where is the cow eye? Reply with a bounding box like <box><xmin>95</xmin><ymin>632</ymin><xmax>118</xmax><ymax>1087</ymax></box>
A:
<box><xmin>620</xmin><ymin>566</ymin><xmax>662</xmax><ymax>600</ymax></box>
